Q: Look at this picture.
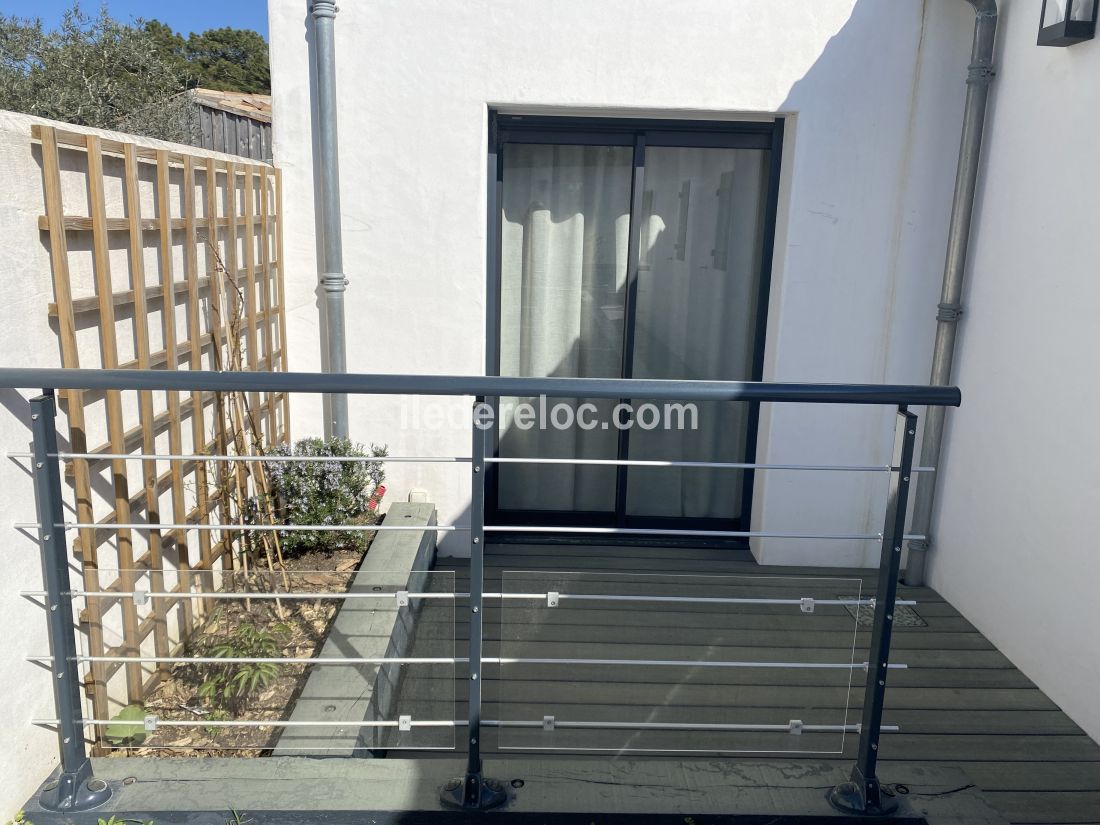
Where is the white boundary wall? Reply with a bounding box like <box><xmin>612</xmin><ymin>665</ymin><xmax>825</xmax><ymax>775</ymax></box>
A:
<box><xmin>0</xmin><ymin>111</ymin><xmax>264</xmax><ymax>816</ymax></box>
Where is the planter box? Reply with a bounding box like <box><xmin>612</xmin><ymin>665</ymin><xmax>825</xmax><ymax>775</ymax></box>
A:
<box><xmin>273</xmin><ymin>502</ymin><xmax>438</xmax><ymax>756</ymax></box>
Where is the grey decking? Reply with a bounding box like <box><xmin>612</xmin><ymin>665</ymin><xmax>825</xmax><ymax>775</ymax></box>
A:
<box><xmin>393</xmin><ymin>543</ymin><xmax>1100</xmax><ymax>825</ymax></box>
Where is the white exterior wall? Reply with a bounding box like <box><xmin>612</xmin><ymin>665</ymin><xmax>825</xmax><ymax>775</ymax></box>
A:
<box><xmin>928</xmin><ymin>7</ymin><xmax>1100</xmax><ymax>743</ymax></box>
<box><xmin>0</xmin><ymin>112</ymin><xmax>70</xmax><ymax>817</ymax></box>
<box><xmin>269</xmin><ymin>0</ymin><xmax>976</xmax><ymax>564</ymax></box>
<box><xmin>270</xmin><ymin>0</ymin><xmax>981</xmax><ymax>564</ymax></box>
<box><xmin>5</xmin><ymin>0</ymin><xmax>1099</xmax><ymax>813</ymax></box>
<box><xmin>0</xmin><ymin>111</ymin><xmax>263</xmax><ymax>816</ymax></box>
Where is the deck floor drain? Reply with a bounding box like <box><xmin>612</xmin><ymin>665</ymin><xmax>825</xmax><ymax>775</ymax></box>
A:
<box><xmin>840</xmin><ymin>597</ymin><xmax>927</xmax><ymax>628</ymax></box>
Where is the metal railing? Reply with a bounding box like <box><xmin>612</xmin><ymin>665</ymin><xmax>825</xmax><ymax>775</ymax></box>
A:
<box><xmin>0</xmin><ymin>367</ymin><xmax>960</xmax><ymax>816</ymax></box>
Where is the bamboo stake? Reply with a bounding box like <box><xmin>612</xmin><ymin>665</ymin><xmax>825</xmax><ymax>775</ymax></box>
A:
<box><xmin>207</xmin><ymin>243</ymin><xmax>289</xmax><ymax>614</ymax></box>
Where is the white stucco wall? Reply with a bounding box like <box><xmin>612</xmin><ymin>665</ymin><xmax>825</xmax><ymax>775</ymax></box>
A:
<box><xmin>0</xmin><ymin>111</ymin><xmax>265</xmax><ymax>817</ymax></box>
<box><xmin>928</xmin><ymin>4</ymin><xmax>1100</xmax><ymax>743</ymax></box>
<box><xmin>0</xmin><ymin>112</ymin><xmax>70</xmax><ymax>818</ymax></box>
<box><xmin>270</xmin><ymin>0</ymin><xmax>977</xmax><ymax>564</ymax></box>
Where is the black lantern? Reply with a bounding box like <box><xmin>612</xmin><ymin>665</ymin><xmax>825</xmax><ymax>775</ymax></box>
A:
<box><xmin>1038</xmin><ymin>0</ymin><xmax>1098</xmax><ymax>46</ymax></box>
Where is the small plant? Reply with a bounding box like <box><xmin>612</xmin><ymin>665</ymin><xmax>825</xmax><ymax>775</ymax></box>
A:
<box><xmin>205</xmin><ymin>708</ymin><xmax>231</xmax><ymax>737</ymax></box>
<box><xmin>97</xmin><ymin>818</ymin><xmax>153</xmax><ymax>825</ymax></box>
<box><xmin>197</xmin><ymin>622</ymin><xmax>284</xmax><ymax>712</ymax></box>
<box><xmin>105</xmin><ymin>704</ymin><xmax>148</xmax><ymax>747</ymax></box>
<box><xmin>267</xmin><ymin>438</ymin><xmax>387</xmax><ymax>554</ymax></box>
<box><xmin>7</xmin><ymin>811</ymin><xmax>30</xmax><ymax>825</ymax></box>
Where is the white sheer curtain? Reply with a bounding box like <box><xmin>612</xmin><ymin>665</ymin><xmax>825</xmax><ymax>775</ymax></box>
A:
<box><xmin>497</xmin><ymin>144</ymin><xmax>632</xmax><ymax>512</ymax></box>
<box><xmin>626</xmin><ymin>146</ymin><xmax>768</xmax><ymax>519</ymax></box>
<box><xmin>496</xmin><ymin>142</ymin><xmax>769</xmax><ymax>521</ymax></box>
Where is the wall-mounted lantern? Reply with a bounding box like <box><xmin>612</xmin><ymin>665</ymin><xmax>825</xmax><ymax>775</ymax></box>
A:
<box><xmin>1038</xmin><ymin>0</ymin><xmax>1097</xmax><ymax>46</ymax></box>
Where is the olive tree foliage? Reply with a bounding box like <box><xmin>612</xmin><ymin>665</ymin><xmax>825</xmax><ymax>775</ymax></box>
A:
<box><xmin>0</xmin><ymin>4</ymin><xmax>196</xmax><ymax>142</ymax></box>
<box><xmin>144</xmin><ymin>21</ymin><xmax>271</xmax><ymax>95</ymax></box>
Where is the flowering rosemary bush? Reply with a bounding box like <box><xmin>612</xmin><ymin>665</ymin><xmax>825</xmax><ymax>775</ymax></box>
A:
<box><xmin>267</xmin><ymin>437</ymin><xmax>387</xmax><ymax>554</ymax></box>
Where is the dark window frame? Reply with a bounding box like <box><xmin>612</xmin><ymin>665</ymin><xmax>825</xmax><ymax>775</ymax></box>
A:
<box><xmin>485</xmin><ymin>111</ymin><xmax>785</xmax><ymax>547</ymax></box>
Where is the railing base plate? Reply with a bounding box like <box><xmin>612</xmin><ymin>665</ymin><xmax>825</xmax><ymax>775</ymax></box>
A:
<box><xmin>827</xmin><ymin>780</ymin><xmax>900</xmax><ymax>817</ymax></box>
<box><xmin>440</xmin><ymin>776</ymin><xmax>508</xmax><ymax>811</ymax></box>
<box><xmin>38</xmin><ymin>761</ymin><xmax>113</xmax><ymax>812</ymax></box>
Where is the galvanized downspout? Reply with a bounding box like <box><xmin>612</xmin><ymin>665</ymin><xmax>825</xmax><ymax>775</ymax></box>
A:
<box><xmin>310</xmin><ymin>0</ymin><xmax>349</xmax><ymax>438</ymax></box>
<box><xmin>904</xmin><ymin>0</ymin><xmax>997</xmax><ymax>585</ymax></box>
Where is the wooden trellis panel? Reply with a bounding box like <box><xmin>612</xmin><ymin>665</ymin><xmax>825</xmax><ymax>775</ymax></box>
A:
<box><xmin>33</xmin><ymin>124</ymin><xmax>291</xmax><ymax>735</ymax></box>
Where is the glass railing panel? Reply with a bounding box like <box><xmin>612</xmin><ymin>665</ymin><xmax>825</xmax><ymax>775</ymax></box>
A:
<box><xmin>498</xmin><ymin>570</ymin><xmax>862</xmax><ymax>754</ymax></box>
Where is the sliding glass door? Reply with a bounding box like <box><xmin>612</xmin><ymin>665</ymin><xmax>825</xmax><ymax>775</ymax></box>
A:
<box><xmin>488</xmin><ymin>116</ymin><xmax>783</xmax><ymax>537</ymax></box>
<box><xmin>624</xmin><ymin>145</ymin><xmax>769</xmax><ymax>522</ymax></box>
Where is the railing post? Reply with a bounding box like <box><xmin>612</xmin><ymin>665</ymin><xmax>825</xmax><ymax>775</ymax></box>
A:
<box><xmin>32</xmin><ymin>392</ymin><xmax>112</xmax><ymax>812</ymax></box>
<box><xmin>829</xmin><ymin>405</ymin><xmax>916</xmax><ymax>816</ymax></box>
<box><xmin>440</xmin><ymin>397</ymin><xmax>506</xmax><ymax>810</ymax></box>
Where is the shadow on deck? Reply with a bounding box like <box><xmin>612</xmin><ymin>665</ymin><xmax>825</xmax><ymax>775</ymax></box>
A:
<box><xmin>394</xmin><ymin>542</ymin><xmax>1100</xmax><ymax>825</ymax></box>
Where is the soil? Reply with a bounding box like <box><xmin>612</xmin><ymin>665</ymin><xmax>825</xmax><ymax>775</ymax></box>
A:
<box><xmin>109</xmin><ymin>539</ymin><xmax>373</xmax><ymax>757</ymax></box>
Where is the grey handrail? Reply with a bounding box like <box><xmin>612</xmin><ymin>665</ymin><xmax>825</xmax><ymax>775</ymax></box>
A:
<box><xmin>0</xmin><ymin>367</ymin><xmax>961</xmax><ymax>406</ymax></box>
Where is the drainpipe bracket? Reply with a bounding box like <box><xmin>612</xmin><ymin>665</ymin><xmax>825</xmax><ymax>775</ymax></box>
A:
<box><xmin>967</xmin><ymin>62</ymin><xmax>995</xmax><ymax>86</ymax></box>
<box><xmin>936</xmin><ymin>302</ymin><xmax>964</xmax><ymax>323</ymax></box>
<box><xmin>321</xmin><ymin>271</ymin><xmax>349</xmax><ymax>293</ymax></box>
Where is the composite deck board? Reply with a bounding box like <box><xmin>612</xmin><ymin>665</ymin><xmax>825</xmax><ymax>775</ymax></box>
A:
<box><xmin>981</xmin><ymin>792</ymin><xmax>1100</xmax><ymax>824</ymax></box>
<box><xmin>400</xmin><ymin>680</ymin><xmax>1061</xmax><ymax>712</ymax></box>
<box><xmin>388</xmin><ymin>543</ymin><xmax>1100</xmax><ymax>824</ymax></box>
<box><xmin>442</xmin><ymin>557</ymin><xmax>943</xmax><ymax>587</ymax></box>
<box><xmin>399</xmin><ymin>666</ymin><xmax>1038</xmax><ymax>689</ymax></box>
<box><xmin>435</xmin><ymin>608</ymin><xmax>980</xmax><ymax>632</ymax></box>
<box><xmin>435</xmin><ymin>627</ymin><xmax>996</xmax><ymax>650</ymax></box>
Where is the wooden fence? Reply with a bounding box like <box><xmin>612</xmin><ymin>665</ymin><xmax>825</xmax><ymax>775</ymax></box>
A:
<box><xmin>33</xmin><ymin>124</ymin><xmax>291</xmax><ymax>738</ymax></box>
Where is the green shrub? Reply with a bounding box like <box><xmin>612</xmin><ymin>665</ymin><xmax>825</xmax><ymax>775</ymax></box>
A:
<box><xmin>267</xmin><ymin>438</ymin><xmax>387</xmax><ymax>555</ymax></box>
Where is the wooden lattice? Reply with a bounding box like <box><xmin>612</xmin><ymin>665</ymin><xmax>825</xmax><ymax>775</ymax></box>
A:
<box><xmin>33</xmin><ymin>124</ymin><xmax>291</xmax><ymax>735</ymax></box>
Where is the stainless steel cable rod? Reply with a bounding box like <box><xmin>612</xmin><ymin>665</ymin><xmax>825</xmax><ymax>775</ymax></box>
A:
<box><xmin>15</xmin><ymin>521</ymin><xmax>923</xmax><ymax>540</ymax></box>
<box><xmin>33</xmin><ymin>718</ymin><xmax>456</xmax><ymax>729</ymax></box>
<box><xmin>483</xmin><ymin>658</ymin><xmax>906</xmax><ymax>670</ymax></box>
<box><xmin>32</xmin><ymin>718</ymin><xmax>898</xmax><ymax>733</ymax></box>
<box><xmin>14</xmin><ymin>522</ymin><xmax>464</xmax><ymax>533</ymax></box>
<box><xmin>27</xmin><ymin>655</ymin><xmax>459</xmax><ymax>665</ymax></box>
<box><xmin>550</xmin><ymin>594</ymin><xmax>917</xmax><ymax>607</ymax></box>
<box><xmin>26</xmin><ymin>654</ymin><xmax>905</xmax><ymax>670</ymax></box>
<box><xmin>486</xmin><ymin>457</ymin><xmax>934</xmax><ymax>472</ymax></box>
<box><xmin>45</xmin><ymin>452</ymin><xmax>469</xmax><ymax>464</ymax></box>
<box><xmin>19</xmin><ymin>590</ymin><xmax>916</xmax><ymax>608</ymax></box>
<box><xmin>487</xmin><ymin>720</ymin><xmax>901</xmax><ymax>733</ymax></box>
<box><xmin>8</xmin><ymin>451</ymin><xmax>933</xmax><ymax>473</ymax></box>
<box><xmin>485</xmin><ymin>526</ymin><xmax>926</xmax><ymax>541</ymax></box>
<box><xmin>20</xmin><ymin>590</ymin><xmax>455</xmax><ymax>601</ymax></box>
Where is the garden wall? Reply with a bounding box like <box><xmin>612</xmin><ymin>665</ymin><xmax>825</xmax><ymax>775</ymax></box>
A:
<box><xmin>0</xmin><ymin>110</ymin><xmax>290</xmax><ymax>816</ymax></box>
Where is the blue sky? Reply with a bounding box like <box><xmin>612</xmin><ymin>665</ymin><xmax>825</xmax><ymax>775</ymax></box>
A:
<box><xmin>0</xmin><ymin>1</ymin><xmax>269</xmax><ymax>38</ymax></box>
